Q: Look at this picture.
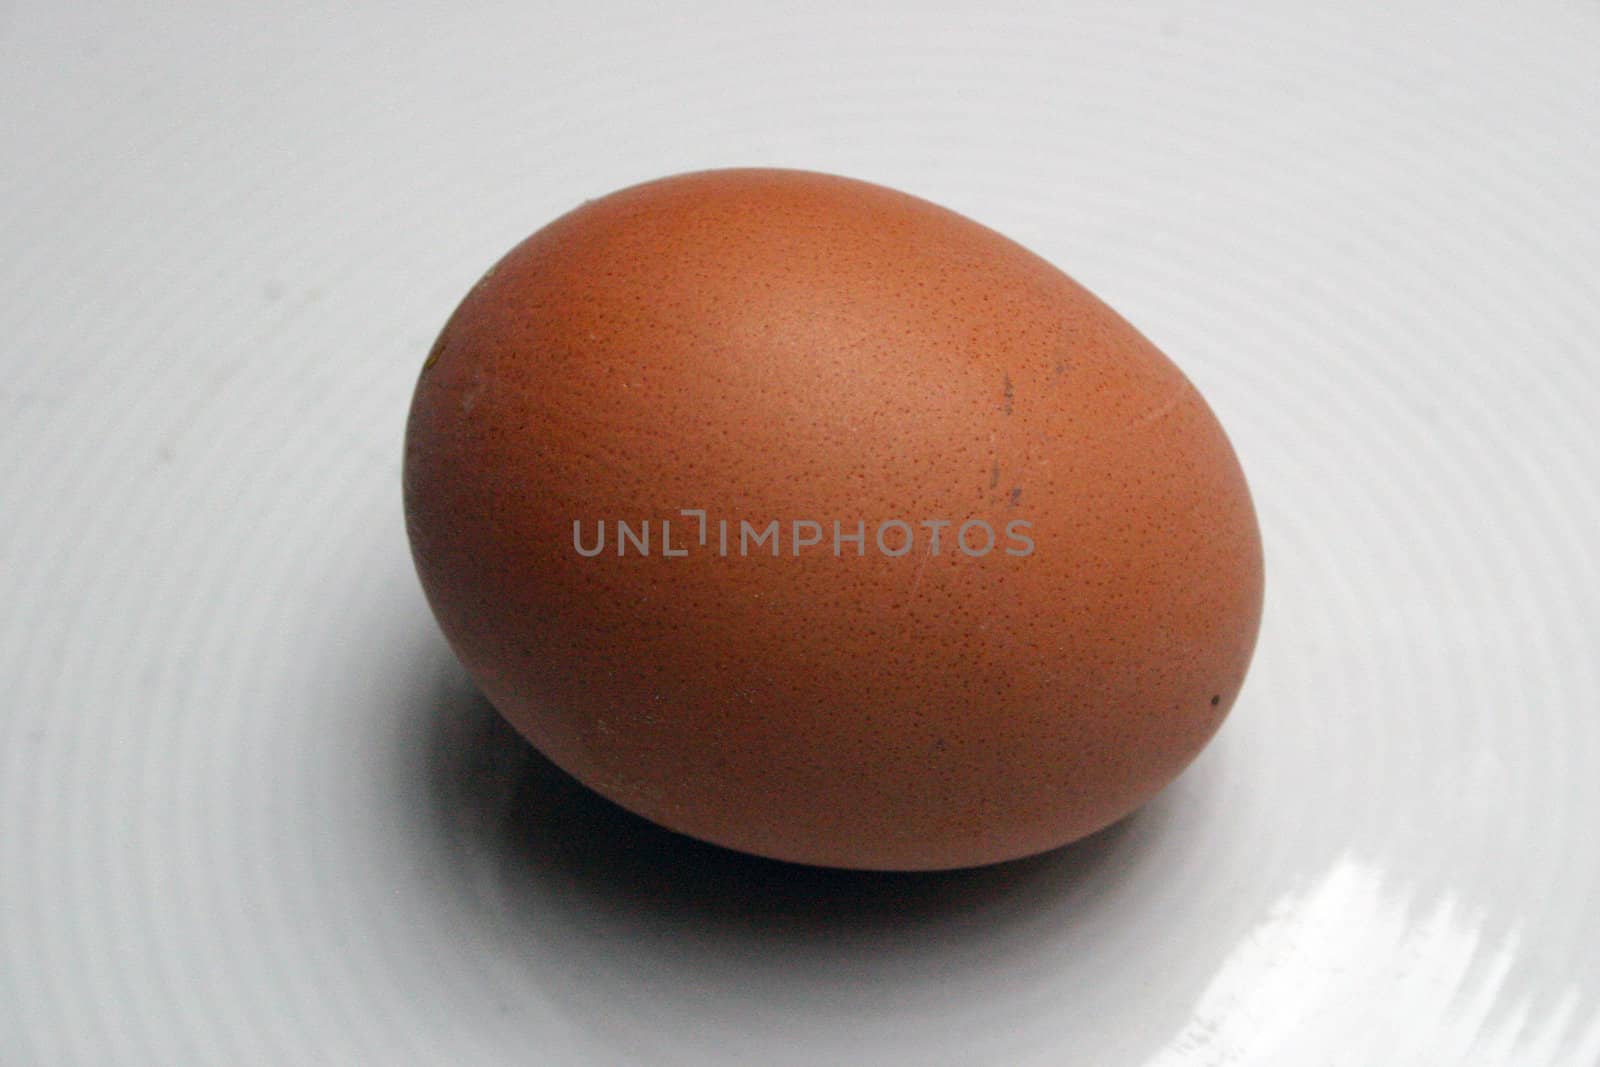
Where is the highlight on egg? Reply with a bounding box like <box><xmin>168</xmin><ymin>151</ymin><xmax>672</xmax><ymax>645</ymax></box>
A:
<box><xmin>403</xmin><ymin>168</ymin><xmax>1263</xmax><ymax>871</ymax></box>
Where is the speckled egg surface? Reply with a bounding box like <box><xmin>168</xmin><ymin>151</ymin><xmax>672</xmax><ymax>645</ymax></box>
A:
<box><xmin>403</xmin><ymin>168</ymin><xmax>1263</xmax><ymax>871</ymax></box>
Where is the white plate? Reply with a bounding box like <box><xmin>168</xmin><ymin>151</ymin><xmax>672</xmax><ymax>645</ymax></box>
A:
<box><xmin>3</xmin><ymin>2</ymin><xmax>1597</xmax><ymax>1063</ymax></box>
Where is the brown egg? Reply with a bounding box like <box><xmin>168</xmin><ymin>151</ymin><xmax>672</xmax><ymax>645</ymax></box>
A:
<box><xmin>404</xmin><ymin>168</ymin><xmax>1263</xmax><ymax>870</ymax></box>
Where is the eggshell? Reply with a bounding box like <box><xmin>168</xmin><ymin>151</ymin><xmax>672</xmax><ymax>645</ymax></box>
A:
<box><xmin>403</xmin><ymin>168</ymin><xmax>1263</xmax><ymax>870</ymax></box>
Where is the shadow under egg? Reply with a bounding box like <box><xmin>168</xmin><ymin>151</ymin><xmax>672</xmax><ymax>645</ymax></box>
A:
<box><xmin>409</xmin><ymin>642</ymin><xmax>1147</xmax><ymax>946</ymax></box>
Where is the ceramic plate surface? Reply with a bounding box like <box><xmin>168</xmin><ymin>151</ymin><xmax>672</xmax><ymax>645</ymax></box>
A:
<box><xmin>3</xmin><ymin>2</ymin><xmax>1598</xmax><ymax>1063</ymax></box>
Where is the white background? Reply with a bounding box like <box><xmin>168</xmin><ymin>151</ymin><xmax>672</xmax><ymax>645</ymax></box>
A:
<box><xmin>3</xmin><ymin>2</ymin><xmax>1598</xmax><ymax>1063</ymax></box>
